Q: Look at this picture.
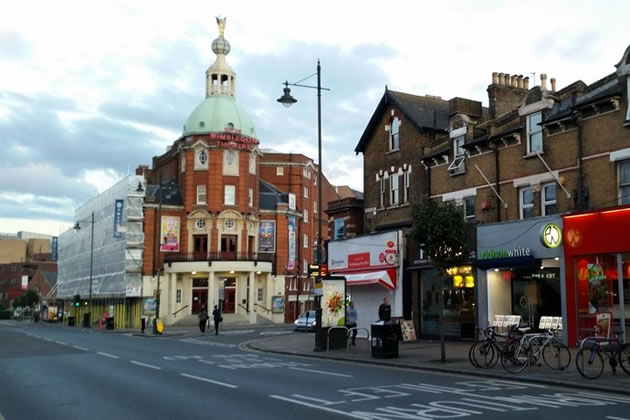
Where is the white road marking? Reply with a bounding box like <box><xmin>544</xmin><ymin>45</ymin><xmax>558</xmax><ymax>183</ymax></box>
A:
<box><xmin>484</xmin><ymin>379</ymin><xmax>548</xmax><ymax>389</ymax></box>
<box><xmin>198</xmin><ymin>360</ymin><xmax>216</xmax><ymax>365</ymax></box>
<box><xmin>97</xmin><ymin>352</ymin><xmax>119</xmax><ymax>359</ymax></box>
<box><xmin>72</xmin><ymin>345</ymin><xmax>89</xmax><ymax>351</ymax></box>
<box><xmin>606</xmin><ymin>417</ymin><xmax>630</xmax><ymax>420</ymax></box>
<box><xmin>269</xmin><ymin>395</ymin><xmax>368</xmax><ymax>419</ymax></box>
<box><xmin>130</xmin><ymin>361</ymin><xmax>161</xmax><ymax>370</ymax></box>
<box><xmin>289</xmin><ymin>367</ymin><xmax>352</xmax><ymax>377</ymax></box>
<box><xmin>180</xmin><ymin>373</ymin><xmax>238</xmax><ymax>389</ymax></box>
<box><xmin>42</xmin><ymin>338</ymin><xmax>53</xmax><ymax>342</ymax></box>
<box><xmin>259</xmin><ymin>330</ymin><xmax>293</xmax><ymax>335</ymax></box>
<box><xmin>180</xmin><ymin>338</ymin><xmax>237</xmax><ymax>348</ymax></box>
<box><xmin>55</xmin><ymin>341</ymin><xmax>68</xmax><ymax>346</ymax></box>
<box><xmin>221</xmin><ymin>329</ymin><xmax>255</xmax><ymax>335</ymax></box>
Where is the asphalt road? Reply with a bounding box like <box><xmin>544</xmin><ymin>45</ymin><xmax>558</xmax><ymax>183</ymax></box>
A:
<box><xmin>1</xmin><ymin>321</ymin><xmax>630</xmax><ymax>420</ymax></box>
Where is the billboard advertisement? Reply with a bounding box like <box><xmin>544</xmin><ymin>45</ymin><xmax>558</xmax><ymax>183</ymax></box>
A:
<box><xmin>160</xmin><ymin>216</ymin><xmax>180</xmax><ymax>252</ymax></box>
<box><xmin>321</xmin><ymin>278</ymin><xmax>345</xmax><ymax>327</ymax></box>
<box><xmin>258</xmin><ymin>221</ymin><xmax>276</xmax><ymax>253</ymax></box>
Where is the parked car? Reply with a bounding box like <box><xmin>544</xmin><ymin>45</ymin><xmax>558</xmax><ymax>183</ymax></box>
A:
<box><xmin>294</xmin><ymin>310</ymin><xmax>317</xmax><ymax>331</ymax></box>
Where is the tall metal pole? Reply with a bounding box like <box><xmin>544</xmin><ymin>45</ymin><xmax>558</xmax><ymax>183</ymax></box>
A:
<box><xmin>88</xmin><ymin>210</ymin><xmax>94</xmax><ymax>327</ymax></box>
<box><xmin>156</xmin><ymin>177</ymin><xmax>162</xmax><ymax>323</ymax></box>
<box><xmin>314</xmin><ymin>60</ymin><xmax>324</xmax><ymax>351</ymax></box>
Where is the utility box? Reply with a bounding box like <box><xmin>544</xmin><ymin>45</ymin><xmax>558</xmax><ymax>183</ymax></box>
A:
<box><xmin>371</xmin><ymin>322</ymin><xmax>399</xmax><ymax>358</ymax></box>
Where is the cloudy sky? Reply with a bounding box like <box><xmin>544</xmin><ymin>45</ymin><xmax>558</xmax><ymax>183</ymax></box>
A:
<box><xmin>1</xmin><ymin>0</ymin><xmax>629</xmax><ymax>236</ymax></box>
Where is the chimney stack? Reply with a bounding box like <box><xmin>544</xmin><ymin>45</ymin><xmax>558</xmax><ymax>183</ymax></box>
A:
<box><xmin>541</xmin><ymin>73</ymin><xmax>547</xmax><ymax>90</ymax></box>
<box><xmin>550</xmin><ymin>77</ymin><xmax>556</xmax><ymax>92</ymax></box>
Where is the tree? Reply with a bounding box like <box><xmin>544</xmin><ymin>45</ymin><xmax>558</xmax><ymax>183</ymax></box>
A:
<box><xmin>411</xmin><ymin>199</ymin><xmax>473</xmax><ymax>362</ymax></box>
<box><xmin>411</xmin><ymin>199</ymin><xmax>472</xmax><ymax>274</ymax></box>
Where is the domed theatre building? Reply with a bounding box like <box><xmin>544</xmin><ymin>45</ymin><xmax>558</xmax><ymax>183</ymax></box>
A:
<box><xmin>139</xmin><ymin>19</ymin><xmax>331</xmax><ymax>326</ymax></box>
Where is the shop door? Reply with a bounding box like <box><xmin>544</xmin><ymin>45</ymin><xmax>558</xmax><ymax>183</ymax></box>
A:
<box><xmin>192</xmin><ymin>289</ymin><xmax>208</xmax><ymax>314</ymax></box>
<box><xmin>223</xmin><ymin>288</ymin><xmax>236</xmax><ymax>313</ymax></box>
<box><xmin>221</xmin><ymin>235</ymin><xmax>237</xmax><ymax>260</ymax></box>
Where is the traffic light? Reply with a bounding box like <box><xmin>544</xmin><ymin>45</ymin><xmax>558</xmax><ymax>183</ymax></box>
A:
<box><xmin>73</xmin><ymin>294</ymin><xmax>81</xmax><ymax>307</ymax></box>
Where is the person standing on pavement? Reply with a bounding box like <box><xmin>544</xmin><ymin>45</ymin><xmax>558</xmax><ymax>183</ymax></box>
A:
<box><xmin>198</xmin><ymin>305</ymin><xmax>208</xmax><ymax>334</ymax></box>
<box><xmin>378</xmin><ymin>296</ymin><xmax>391</xmax><ymax>322</ymax></box>
<box><xmin>346</xmin><ymin>301</ymin><xmax>358</xmax><ymax>345</ymax></box>
<box><xmin>212</xmin><ymin>305</ymin><xmax>222</xmax><ymax>335</ymax></box>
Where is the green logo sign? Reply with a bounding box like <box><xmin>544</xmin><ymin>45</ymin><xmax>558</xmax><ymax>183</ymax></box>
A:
<box><xmin>541</xmin><ymin>223</ymin><xmax>562</xmax><ymax>248</ymax></box>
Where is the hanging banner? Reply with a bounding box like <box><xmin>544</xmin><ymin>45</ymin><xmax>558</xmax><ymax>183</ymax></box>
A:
<box><xmin>113</xmin><ymin>199</ymin><xmax>124</xmax><ymax>238</ymax></box>
<box><xmin>258</xmin><ymin>221</ymin><xmax>276</xmax><ymax>253</ymax></box>
<box><xmin>51</xmin><ymin>236</ymin><xmax>58</xmax><ymax>261</ymax></box>
<box><xmin>21</xmin><ymin>275</ymin><xmax>28</xmax><ymax>290</ymax></box>
<box><xmin>160</xmin><ymin>216</ymin><xmax>180</xmax><ymax>252</ymax></box>
<box><xmin>287</xmin><ymin>216</ymin><xmax>296</xmax><ymax>271</ymax></box>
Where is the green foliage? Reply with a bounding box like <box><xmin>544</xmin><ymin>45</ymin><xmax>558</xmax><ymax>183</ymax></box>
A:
<box><xmin>411</xmin><ymin>199</ymin><xmax>472</xmax><ymax>274</ymax></box>
<box><xmin>11</xmin><ymin>289</ymin><xmax>40</xmax><ymax>308</ymax></box>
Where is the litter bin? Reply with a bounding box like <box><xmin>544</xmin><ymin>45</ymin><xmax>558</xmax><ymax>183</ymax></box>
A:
<box><xmin>82</xmin><ymin>313</ymin><xmax>90</xmax><ymax>328</ymax></box>
<box><xmin>371</xmin><ymin>322</ymin><xmax>399</xmax><ymax>358</ymax></box>
<box><xmin>68</xmin><ymin>316</ymin><xmax>75</xmax><ymax>327</ymax></box>
<box><xmin>328</xmin><ymin>327</ymin><xmax>348</xmax><ymax>350</ymax></box>
<box><xmin>106</xmin><ymin>317</ymin><xmax>115</xmax><ymax>330</ymax></box>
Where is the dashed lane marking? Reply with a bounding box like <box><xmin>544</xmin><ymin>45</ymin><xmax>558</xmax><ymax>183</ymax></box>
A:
<box><xmin>606</xmin><ymin>417</ymin><xmax>630</xmax><ymax>420</ymax></box>
<box><xmin>72</xmin><ymin>345</ymin><xmax>89</xmax><ymax>351</ymax></box>
<box><xmin>269</xmin><ymin>395</ymin><xmax>367</xmax><ymax>419</ymax></box>
<box><xmin>55</xmin><ymin>341</ymin><xmax>68</xmax><ymax>346</ymax></box>
<box><xmin>180</xmin><ymin>373</ymin><xmax>238</xmax><ymax>389</ymax></box>
<box><xmin>97</xmin><ymin>352</ymin><xmax>119</xmax><ymax>359</ymax></box>
<box><xmin>288</xmin><ymin>367</ymin><xmax>353</xmax><ymax>378</ymax></box>
<box><xmin>130</xmin><ymin>361</ymin><xmax>161</xmax><ymax>370</ymax></box>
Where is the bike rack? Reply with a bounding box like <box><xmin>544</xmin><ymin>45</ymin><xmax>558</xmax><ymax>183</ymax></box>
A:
<box><xmin>346</xmin><ymin>327</ymin><xmax>370</xmax><ymax>352</ymax></box>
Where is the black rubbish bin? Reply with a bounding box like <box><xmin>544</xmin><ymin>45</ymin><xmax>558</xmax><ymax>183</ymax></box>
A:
<box><xmin>328</xmin><ymin>327</ymin><xmax>348</xmax><ymax>350</ymax></box>
<box><xmin>371</xmin><ymin>322</ymin><xmax>399</xmax><ymax>359</ymax></box>
<box><xmin>106</xmin><ymin>317</ymin><xmax>115</xmax><ymax>330</ymax></box>
<box><xmin>314</xmin><ymin>326</ymin><xmax>329</xmax><ymax>351</ymax></box>
<box><xmin>82</xmin><ymin>313</ymin><xmax>90</xmax><ymax>328</ymax></box>
<box><xmin>68</xmin><ymin>316</ymin><xmax>76</xmax><ymax>327</ymax></box>
<box><xmin>141</xmin><ymin>317</ymin><xmax>146</xmax><ymax>333</ymax></box>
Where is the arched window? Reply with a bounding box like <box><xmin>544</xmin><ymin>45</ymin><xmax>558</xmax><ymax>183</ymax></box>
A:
<box><xmin>390</xmin><ymin>117</ymin><xmax>400</xmax><ymax>151</ymax></box>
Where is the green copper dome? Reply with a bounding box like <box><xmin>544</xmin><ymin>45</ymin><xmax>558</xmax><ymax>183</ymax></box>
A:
<box><xmin>183</xmin><ymin>95</ymin><xmax>257</xmax><ymax>138</ymax></box>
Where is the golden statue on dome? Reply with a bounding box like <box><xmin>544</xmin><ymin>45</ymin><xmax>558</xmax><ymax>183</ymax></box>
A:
<box><xmin>216</xmin><ymin>16</ymin><xmax>226</xmax><ymax>37</ymax></box>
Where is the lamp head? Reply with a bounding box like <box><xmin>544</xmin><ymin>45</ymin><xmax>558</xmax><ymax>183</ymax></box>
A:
<box><xmin>277</xmin><ymin>81</ymin><xmax>297</xmax><ymax>108</ymax></box>
<box><xmin>73</xmin><ymin>222</ymin><xmax>81</xmax><ymax>232</ymax></box>
<box><xmin>136</xmin><ymin>182</ymin><xmax>144</xmax><ymax>192</ymax></box>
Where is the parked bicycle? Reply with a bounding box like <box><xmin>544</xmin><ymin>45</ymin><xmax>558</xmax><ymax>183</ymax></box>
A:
<box><xmin>500</xmin><ymin>327</ymin><xmax>571</xmax><ymax>373</ymax></box>
<box><xmin>469</xmin><ymin>325</ymin><xmax>520</xmax><ymax>369</ymax></box>
<box><xmin>575</xmin><ymin>326</ymin><xmax>630</xmax><ymax>380</ymax></box>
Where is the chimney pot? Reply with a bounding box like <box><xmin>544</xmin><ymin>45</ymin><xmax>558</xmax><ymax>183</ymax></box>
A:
<box><xmin>498</xmin><ymin>73</ymin><xmax>505</xmax><ymax>85</ymax></box>
<box><xmin>550</xmin><ymin>77</ymin><xmax>556</xmax><ymax>92</ymax></box>
<box><xmin>492</xmin><ymin>72</ymin><xmax>498</xmax><ymax>84</ymax></box>
<box><xmin>517</xmin><ymin>76</ymin><xmax>523</xmax><ymax>89</ymax></box>
<box><xmin>524</xmin><ymin>77</ymin><xmax>530</xmax><ymax>90</ymax></box>
<box><xmin>541</xmin><ymin>73</ymin><xmax>547</xmax><ymax>90</ymax></box>
<box><xmin>511</xmin><ymin>75</ymin><xmax>518</xmax><ymax>87</ymax></box>
<box><xmin>505</xmin><ymin>73</ymin><xmax>511</xmax><ymax>85</ymax></box>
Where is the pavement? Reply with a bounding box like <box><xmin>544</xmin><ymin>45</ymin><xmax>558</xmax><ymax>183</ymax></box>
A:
<box><xmin>245</xmin><ymin>330</ymin><xmax>630</xmax><ymax>397</ymax></box>
<box><xmin>8</xmin><ymin>318</ymin><xmax>630</xmax><ymax>396</ymax></box>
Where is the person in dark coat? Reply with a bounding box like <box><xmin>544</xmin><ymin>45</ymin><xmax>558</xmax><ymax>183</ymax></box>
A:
<box><xmin>198</xmin><ymin>305</ymin><xmax>208</xmax><ymax>334</ymax></box>
<box><xmin>212</xmin><ymin>305</ymin><xmax>222</xmax><ymax>335</ymax></box>
<box><xmin>378</xmin><ymin>297</ymin><xmax>391</xmax><ymax>322</ymax></box>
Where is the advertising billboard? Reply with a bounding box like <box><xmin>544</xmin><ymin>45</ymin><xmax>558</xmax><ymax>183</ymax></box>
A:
<box><xmin>258</xmin><ymin>221</ymin><xmax>276</xmax><ymax>253</ymax></box>
<box><xmin>160</xmin><ymin>216</ymin><xmax>180</xmax><ymax>252</ymax></box>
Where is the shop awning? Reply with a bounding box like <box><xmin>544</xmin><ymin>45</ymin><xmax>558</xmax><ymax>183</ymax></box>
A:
<box><xmin>343</xmin><ymin>269</ymin><xmax>397</xmax><ymax>290</ymax></box>
<box><xmin>474</xmin><ymin>255</ymin><xmax>535</xmax><ymax>270</ymax></box>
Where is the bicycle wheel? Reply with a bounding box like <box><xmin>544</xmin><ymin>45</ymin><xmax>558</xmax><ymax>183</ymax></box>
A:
<box><xmin>618</xmin><ymin>343</ymin><xmax>630</xmax><ymax>375</ymax></box>
<box><xmin>575</xmin><ymin>347</ymin><xmax>604</xmax><ymax>379</ymax></box>
<box><xmin>471</xmin><ymin>341</ymin><xmax>496</xmax><ymax>369</ymax></box>
<box><xmin>542</xmin><ymin>341</ymin><xmax>571</xmax><ymax>370</ymax></box>
<box><xmin>468</xmin><ymin>342</ymin><xmax>480</xmax><ymax>368</ymax></box>
<box><xmin>501</xmin><ymin>342</ymin><xmax>529</xmax><ymax>373</ymax></box>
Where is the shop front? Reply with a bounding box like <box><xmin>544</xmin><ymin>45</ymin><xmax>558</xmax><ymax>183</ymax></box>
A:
<box><xmin>563</xmin><ymin>206</ymin><xmax>630</xmax><ymax>346</ymax></box>
<box><xmin>327</xmin><ymin>230</ymin><xmax>403</xmax><ymax>337</ymax></box>
<box><xmin>476</xmin><ymin>216</ymin><xmax>565</xmax><ymax>341</ymax></box>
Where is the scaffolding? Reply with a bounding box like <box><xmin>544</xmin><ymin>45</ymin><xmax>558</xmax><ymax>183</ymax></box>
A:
<box><xmin>57</xmin><ymin>175</ymin><xmax>145</xmax><ymax>301</ymax></box>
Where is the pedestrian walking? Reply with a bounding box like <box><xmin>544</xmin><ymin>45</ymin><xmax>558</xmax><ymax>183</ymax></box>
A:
<box><xmin>198</xmin><ymin>305</ymin><xmax>208</xmax><ymax>334</ymax></box>
<box><xmin>346</xmin><ymin>301</ymin><xmax>358</xmax><ymax>345</ymax></box>
<box><xmin>378</xmin><ymin>296</ymin><xmax>391</xmax><ymax>322</ymax></box>
<box><xmin>212</xmin><ymin>305</ymin><xmax>222</xmax><ymax>335</ymax></box>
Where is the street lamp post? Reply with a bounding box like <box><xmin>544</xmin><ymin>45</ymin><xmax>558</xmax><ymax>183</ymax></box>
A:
<box><xmin>278</xmin><ymin>60</ymin><xmax>330</xmax><ymax>351</ymax></box>
<box><xmin>74</xmin><ymin>210</ymin><xmax>95</xmax><ymax>327</ymax></box>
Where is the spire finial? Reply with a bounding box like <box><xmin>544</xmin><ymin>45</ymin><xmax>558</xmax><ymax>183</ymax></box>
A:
<box><xmin>216</xmin><ymin>16</ymin><xmax>226</xmax><ymax>38</ymax></box>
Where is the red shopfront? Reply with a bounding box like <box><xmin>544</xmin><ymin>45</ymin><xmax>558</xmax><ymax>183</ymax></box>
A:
<box><xmin>564</xmin><ymin>206</ymin><xmax>630</xmax><ymax>346</ymax></box>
